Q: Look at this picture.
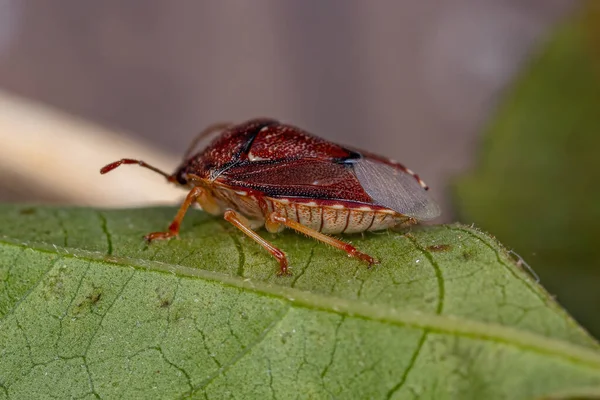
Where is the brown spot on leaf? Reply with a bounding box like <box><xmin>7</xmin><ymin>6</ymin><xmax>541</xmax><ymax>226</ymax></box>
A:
<box><xmin>156</xmin><ymin>287</ymin><xmax>174</xmax><ymax>308</ymax></box>
<box><xmin>88</xmin><ymin>291</ymin><xmax>102</xmax><ymax>305</ymax></box>
<box><xmin>160</xmin><ymin>298</ymin><xmax>172</xmax><ymax>308</ymax></box>
<box><xmin>74</xmin><ymin>288</ymin><xmax>103</xmax><ymax>314</ymax></box>
<box><xmin>19</xmin><ymin>208</ymin><xmax>36</xmax><ymax>215</ymax></box>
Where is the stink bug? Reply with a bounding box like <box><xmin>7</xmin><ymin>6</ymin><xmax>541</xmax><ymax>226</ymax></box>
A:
<box><xmin>100</xmin><ymin>118</ymin><xmax>440</xmax><ymax>275</ymax></box>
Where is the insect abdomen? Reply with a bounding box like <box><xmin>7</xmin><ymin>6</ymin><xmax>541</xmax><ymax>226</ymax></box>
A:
<box><xmin>267</xmin><ymin>199</ymin><xmax>405</xmax><ymax>234</ymax></box>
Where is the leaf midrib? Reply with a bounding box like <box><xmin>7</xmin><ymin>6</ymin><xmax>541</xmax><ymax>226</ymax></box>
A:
<box><xmin>2</xmin><ymin>237</ymin><xmax>600</xmax><ymax>372</ymax></box>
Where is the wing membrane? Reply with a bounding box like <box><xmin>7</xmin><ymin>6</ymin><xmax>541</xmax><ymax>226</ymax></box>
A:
<box><xmin>352</xmin><ymin>158</ymin><xmax>440</xmax><ymax>220</ymax></box>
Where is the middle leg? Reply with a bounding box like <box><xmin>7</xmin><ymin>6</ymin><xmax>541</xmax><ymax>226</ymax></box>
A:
<box><xmin>224</xmin><ymin>210</ymin><xmax>291</xmax><ymax>276</ymax></box>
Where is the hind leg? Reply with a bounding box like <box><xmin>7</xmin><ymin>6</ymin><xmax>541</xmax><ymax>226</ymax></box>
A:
<box><xmin>266</xmin><ymin>213</ymin><xmax>379</xmax><ymax>266</ymax></box>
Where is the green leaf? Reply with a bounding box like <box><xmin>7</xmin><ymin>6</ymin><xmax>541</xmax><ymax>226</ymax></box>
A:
<box><xmin>452</xmin><ymin>5</ymin><xmax>600</xmax><ymax>337</ymax></box>
<box><xmin>0</xmin><ymin>205</ymin><xmax>600</xmax><ymax>399</ymax></box>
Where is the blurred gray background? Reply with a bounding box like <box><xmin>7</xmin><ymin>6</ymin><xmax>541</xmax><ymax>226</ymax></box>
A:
<box><xmin>0</xmin><ymin>0</ymin><xmax>577</xmax><ymax>211</ymax></box>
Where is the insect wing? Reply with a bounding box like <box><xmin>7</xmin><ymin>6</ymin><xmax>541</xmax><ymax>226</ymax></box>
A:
<box><xmin>352</xmin><ymin>157</ymin><xmax>440</xmax><ymax>220</ymax></box>
<box><xmin>220</xmin><ymin>159</ymin><xmax>373</xmax><ymax>203</ymax></box>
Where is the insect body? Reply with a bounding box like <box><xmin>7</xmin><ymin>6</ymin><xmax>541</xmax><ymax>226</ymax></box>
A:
<box><xmin>100</xmin><ymin>118</ymin><xmax>440</xmax><ymax>275</ymax></box>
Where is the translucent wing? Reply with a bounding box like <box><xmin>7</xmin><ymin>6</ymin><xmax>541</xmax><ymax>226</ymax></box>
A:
<box><xmin>352</xmin><ymin>158</ymin><xmax>441</xmax><ymax>220</ymax></box>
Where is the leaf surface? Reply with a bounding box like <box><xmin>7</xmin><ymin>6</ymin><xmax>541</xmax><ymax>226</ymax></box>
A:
<box><xmin>0</xmin><ymin>205</ymin><xmax>599</xmax><ymax>399</ymax></box>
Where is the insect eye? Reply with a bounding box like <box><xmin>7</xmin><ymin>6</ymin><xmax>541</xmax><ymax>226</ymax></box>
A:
<box><xmin>175</xmin><ymin>170</ymin><xmax>188</xmax><ymax>185</ymax></box>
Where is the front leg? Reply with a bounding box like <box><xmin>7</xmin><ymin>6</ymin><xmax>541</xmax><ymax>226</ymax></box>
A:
<box><xmin>144</xmin><ymin>186</ymin><xmax>204</xmax><ymax>241</ymax></box>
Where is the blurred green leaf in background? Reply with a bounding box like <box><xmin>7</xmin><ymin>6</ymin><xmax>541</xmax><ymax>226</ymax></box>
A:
<box><xmin>454</xmin><ymin>2</ymin><xmax>600</xmax><ymax>338</ymax></box>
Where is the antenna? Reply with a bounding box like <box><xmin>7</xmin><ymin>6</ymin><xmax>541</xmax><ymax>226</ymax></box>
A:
<box><xmin>100</xmin><ymin>158</ymin><xmax>176</xmax><ymax>183</ymax></box>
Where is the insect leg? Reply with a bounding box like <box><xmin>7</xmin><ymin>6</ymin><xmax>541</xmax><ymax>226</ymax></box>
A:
<box><xmin>223</xmin><ymin>210</ymin><xmax>290</xmax><ymax>276</ymax></box>
<box><xmin>144</xmin><ymin>186</ymin><xmax>204</xmax><ymax>242</ymax></box>
<box><xmin>268</xmin><ymin>213</ymin><xmax>379</xmax><ymax>266</ymax></box>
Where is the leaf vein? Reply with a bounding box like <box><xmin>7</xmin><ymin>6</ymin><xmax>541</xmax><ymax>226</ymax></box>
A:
<box><xmin>403</xmin><ymin>233</ymin><xmax>445</xmax><ymax>314</ymax></box>
<box><xmin>226</xmin><ymin>227</ymin><xmax>246</xmax><ymax>278</ymax></box>
<box><xmin>290</xmin><ymin>243</ymin><xmax>317</xmax><ymax>288</ymax></box>
<box><xmin>385</xmin><ymin>330</ymin><xmax>429</xmax><ymax>399</ymax></box>
<box><xmin>0</xmin><ymin>255</ymin><xmax>62</xmax><ymax>324</ymax></box>
<box><xmin>96</xmin><ymin>212</ymin><xmax>113</xmax><ymax>256</ymax></box>
<box><xmin>191</xmin><ymin>305</ymin><xmax>292</xmax><ymax>395</ymax></box>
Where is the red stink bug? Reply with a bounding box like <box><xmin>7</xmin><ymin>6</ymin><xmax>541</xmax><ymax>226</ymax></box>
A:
<box><xmin>100</xmin><ymin>118</ymin><xmax>440</xmax><ymax>275</ymax></box>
